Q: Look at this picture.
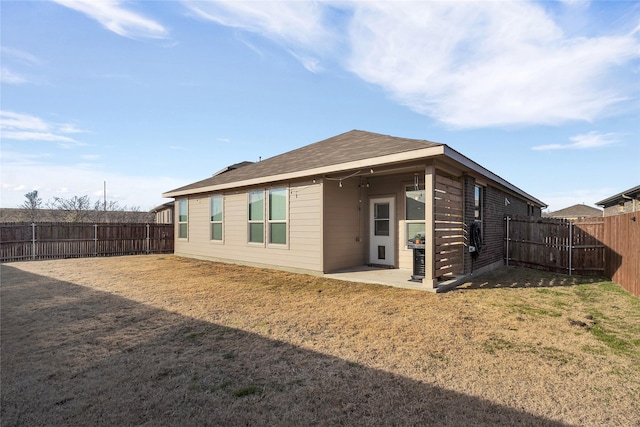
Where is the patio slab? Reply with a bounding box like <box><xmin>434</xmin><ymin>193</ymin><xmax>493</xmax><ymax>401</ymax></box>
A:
<box><xmin>324</xmin><ymin>266</ymin><xmax>463</xmax><ymax>292</ymax></box>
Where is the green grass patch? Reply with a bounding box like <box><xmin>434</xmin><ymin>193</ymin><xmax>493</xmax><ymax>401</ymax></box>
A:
<box><xmin>508</xmin><ymin>303</ymin><xmax>562</xmax><ymax>318</ymax></box>
<box><xmin>589</xmin><ymin>323</ymin><xmax>631</xmax><ymax>354</ymax></box>
<box><xmin>536</xmin><ymin>289</ymin><xmax>568</xmax><ymax>297</ymax></box>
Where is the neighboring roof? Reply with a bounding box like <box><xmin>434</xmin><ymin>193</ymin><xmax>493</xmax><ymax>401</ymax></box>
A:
<box><xmin>150</xmin><ymin>201</ymin><xmax>174</xmax><ymax>213</ymax></box>
<box><xmin>163</xmin><ymin>130</ymin><xmax>546</xmax><ymax>207</ymax></box>
<box><xmin>544</xmin><ymin>204</ymin><xmax>602</xmax><ymax>219</ymax></box>
<box><xmin>595</xmin><ymin>185</ymin><xmax>640</xmax><ymax>207</ymax></box>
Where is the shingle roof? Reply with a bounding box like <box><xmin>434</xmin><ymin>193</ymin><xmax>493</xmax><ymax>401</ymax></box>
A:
<box><xmin>595</xmin><ymin>185</ymin><xmax>640</xmax><ymax>206</ymax></box>
<box><xmin>544</xmin><ymin>204</ymin><xmax>602</xmax><ymax>219</ymax></box>
<box><xmin>163</xmin><ymin>129</ymin><xmax>546</xmax><ymax>207</ymax></box>
<box><xmin>166</xmin><ymin>130</ymin><xmax>442</xmax><ymax>194</ymax></box>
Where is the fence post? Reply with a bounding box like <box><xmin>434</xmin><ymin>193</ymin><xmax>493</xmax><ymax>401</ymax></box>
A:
<box><xmin>31</xmin><ymin>223</ymin><xmax>36</xmax><ymax>260</ymax></box>
<box><xmin>94</xmin><ymin>224</ymin><xmax>98</xmax><ymax>256</ymax></box>
<box><xmin>146</xmin><ymin>223</ymin><xmax>150</xmax><ymax>254</ymax></box>
<box><xmin>568</xmin><ymin>221</ymin><xmax>573</xmax><ymax>276</ymax></box>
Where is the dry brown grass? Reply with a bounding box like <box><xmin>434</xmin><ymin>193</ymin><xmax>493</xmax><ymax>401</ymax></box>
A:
<box><xmin>1</xmin><ymin>255</ymin><xmax>638</xmax><ymax>426</ymax></box>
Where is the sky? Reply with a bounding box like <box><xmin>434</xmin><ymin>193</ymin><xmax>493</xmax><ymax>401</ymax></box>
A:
<box><xmin>1</xmin><ymin>0</ymin><xmax>639</xmax><ymax>212</ymax></box>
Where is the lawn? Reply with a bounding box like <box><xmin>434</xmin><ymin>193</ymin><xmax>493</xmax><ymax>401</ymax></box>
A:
<box><xmin>1</xmin><ymin>255</ymin><xmax>638</xmax><ymax>426</ymax></box>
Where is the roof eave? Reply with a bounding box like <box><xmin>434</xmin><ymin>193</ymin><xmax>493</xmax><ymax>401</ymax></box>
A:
<box><xmin>442</xmin><ymin>146</ymin><xmax>547</xmax><ymax>208</ymax></box>
<box><xmin>595</xmin><ymin>185</ymin><xmax>640</xmax><ymax>206</ymax></box>
<box><xmin>163</xmin><ymin>144</ymin><xmax>546</xmax><ymax>208</ymax></box>
<box><xmin>163</xmin><ymin>146</ymin><xmax>445</xmax><ymax>198</ymax></box>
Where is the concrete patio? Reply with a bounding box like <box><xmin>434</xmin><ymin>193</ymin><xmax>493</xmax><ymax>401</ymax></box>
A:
<box><xmin>323</xmin><ymin>266</ymin><xmax>465</xmax><ymax>293</ymax></box>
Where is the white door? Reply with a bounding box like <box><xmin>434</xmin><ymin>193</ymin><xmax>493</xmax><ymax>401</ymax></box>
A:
<box><xmin>369</xmin><ymin>197</ymin><xmax>395</xmax><ymax>266</ymax></box>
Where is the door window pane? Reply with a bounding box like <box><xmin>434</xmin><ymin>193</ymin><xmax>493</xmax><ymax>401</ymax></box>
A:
<box><xmin>375</xmin><ymin>219</ymin><xmax>390</xmax><ymax>236</ymax></box>
<box><xmin>375</xmin><ymin>203</ymin><xmax>389</xmax><ymax>219</ymax></box>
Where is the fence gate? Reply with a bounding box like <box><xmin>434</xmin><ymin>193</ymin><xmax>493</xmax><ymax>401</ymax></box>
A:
<box><xmin>504</xmin><ymin>216</ymin><xmax>605</xmax><ymax>276</ymax></box>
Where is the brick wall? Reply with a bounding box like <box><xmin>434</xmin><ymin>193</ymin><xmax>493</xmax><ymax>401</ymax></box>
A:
<box><xmin>462</xmin><ymin>175</ymin><xmax>540</xmax><ymax>274</ymax></box>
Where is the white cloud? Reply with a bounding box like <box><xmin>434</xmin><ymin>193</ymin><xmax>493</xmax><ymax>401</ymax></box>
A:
<box><xmin>532</xmin><ymin>131</ymin><xmax>621</xmax><ymax>150</ymax></box>
<box><xmin>182</xmin><ymin>0</ymin><xmax>334</xmax><ymax>70</ymax></box>
<box><xmin>345</xmin><ymin>1</ymin><xmax>639</xmax><ymax>128</ymax></box>
<box><xmin>1</xmin><ymin>47</ymin><xmax>42</xmax><ymax>85</ymax></box>
<box><xmin>0</xmin><ymin>46</ymin><xmax>42</xmax><ymax>65</ymax></box>
<box><xmin>52</xmin><ymin>0</ymin><xmax>168</xmax><ymax>39</ymax></box>
<box><xmin>0</xmin><ymin>110</ymin><xmax>87</xmax><ymax>147</ymax></box>
<box><xmin>187</xmin><ymin>1</ymin><xmax>639</xmax><ymax>128</ymax></box>
<box><xmin>1</xmin><ymin>67</ymin><xmax>28</xmax><ymax>84</ymax></box>
<box><xmin>183</xmin><ymin>1</ymin><xmax>330</xmax><ymax>47</ymax></box>
<box><xmin>0</xmin><ymin>152</ymin><xmax>182</xmax><ymax>209</ymax></box>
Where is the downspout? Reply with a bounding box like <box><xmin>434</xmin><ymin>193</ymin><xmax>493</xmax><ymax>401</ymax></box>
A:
<box><xmin>621</xmin><ymin>193</ymin><xmax>636</xmax><ymax>212</ymax></box>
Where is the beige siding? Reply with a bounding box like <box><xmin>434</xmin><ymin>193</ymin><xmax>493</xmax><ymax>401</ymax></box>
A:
<box><xmin>367</xmin><ymin>173</ymin><xmax>416</xmax><ymax>269</ymax></box>
<box><xmin>323</xmin><ymin>178</ymin><xmax>366</xmax><ymax>272</ymax></box>
<box><xmin>174</xmin><ymin>181</ymin><xmax>323</xmax><ymax>274</ymax></box>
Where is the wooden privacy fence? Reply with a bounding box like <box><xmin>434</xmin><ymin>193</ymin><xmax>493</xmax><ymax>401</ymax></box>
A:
<box><xmin>0</xmin><ymin>222</ymin><xmax>174</xmax><ymax>262</ymax></box>
<box><xmin>505</xmin><ymin>213</ymin><xmax>639</xmax><ymax>297</ymax></box>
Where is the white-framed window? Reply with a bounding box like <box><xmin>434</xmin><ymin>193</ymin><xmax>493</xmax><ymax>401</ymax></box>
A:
<box><xmin>405</xmin><ymin>184</ymin><xmax>425</xmax><ymax>245</ymax></box>
<box><xmin>210</xmin><ymin>195</ymin><xmax>223</xmax><ymax>241</ymax></box>
<box><xmin>248</xmin><ymin>190</ymin><xmax>265</xmax><ymax>243</ymax></box>
<box><xmin>268</xmin><ymin>187</ymin><xmax>287</xmax><ymax>245</ymax></box>
<box><xmin>474</xmin><ymin>185</ymin><xmax>484</xmax><ymax>224</ymax></box>
<box><xmin>178</xmin><ymin>199</ymin><xmax>188</xmax><ymax>239</ymax></box>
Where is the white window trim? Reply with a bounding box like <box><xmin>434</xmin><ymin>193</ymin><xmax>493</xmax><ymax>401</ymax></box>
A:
<box><xmin>267</xmin><ymin>186</ymin><xmax>289</xmax><ymax>248</ymax></box>
<box><xmin>248</xmin><ymin>190</ymin><xmax>266</xmax><ymax>246</ymax></box>
<box><xmin>210</xmin><ymin>194</ymin><xmax>224</xmax><ymax>243</ymax></box>
<box><xmin>474</xmin><ymin>185</ymin><xmax>484</xmax><ymax>236</ymax></box>
<box><xmin>178</xmin><ymin>199</ymin><xmax>188</xmax><ymax>240</ymax></box>
<box><xmin>404</xmin><ymin>184</ymin><xmax>425</xmax><ymax>247</ymax></box>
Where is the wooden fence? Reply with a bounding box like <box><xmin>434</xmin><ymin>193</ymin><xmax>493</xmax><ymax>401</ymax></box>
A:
<box><xmin>0</xmin><ymin>222</ymin><xmax>174</xmax><ymax>262</ymax></box>
<box><xmin>505</xmin><ymin>213</ymin><xmax>639</xmax><ymax>297</ymax></box>
<box><xmin>603</xmin><ymin>212</ymin><xmax>640</xmax><ymax>297</ymax></box>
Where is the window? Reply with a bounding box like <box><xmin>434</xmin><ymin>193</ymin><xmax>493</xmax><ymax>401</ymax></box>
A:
<box><xmin>248</xmin><ymin>190</ymin><xmax>264</xmax><ymax>243</ymax></box>
<box><xmin>210</xmin><ymin>195</ymin><xmax>223</xmax><ymax>241</ymax></box>
<box><xmin>474</xmin><ymin>185</ymin><xmax>483</xmax><ymax>223</ymax></box>
<box><xmin>248</xmin><ymin>187</ymin><xmax>288</xmax><ymax>245</ymax></box>
<box><xmin>269</xmin><ymin>188</ymin><xmax>287</xmax><ymax>244</ymax></box>
<box><xmin>406</xmin><ymin>184</ymin><xmax>425</xmax><ymax>244</ymax></box>
<box><xmin>178</xmin><ymin>199</ymin><xmax>188</xmax><ymax>239</ymax></box>
<box><xmin>374</xmin><ymin>202</ymin><xmax>390</xmax><ymax>236</ymax></box>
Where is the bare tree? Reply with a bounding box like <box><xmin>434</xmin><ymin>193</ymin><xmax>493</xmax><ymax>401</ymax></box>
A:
<box><xmin>45</xmin><ymin>194</ymin><xmax>148</xmax><ymax>223</ymax></box>
<box><xmin>90</xmin><ymin>200</ymin><xmax>143</xmax><ymax>222</ymax></box>
<box><xmin>48</xmin><ymin>195</ymin><xmax>93</xmax><ymax>222</ymax></box>
<box><xmin>20</xmin><ymin>190</ymin><xmax>43</xmax><ymax>222</ymax></box>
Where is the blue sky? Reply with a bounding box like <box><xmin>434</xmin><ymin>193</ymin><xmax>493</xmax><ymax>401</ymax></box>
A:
<box><xmin>1</xmin><ymin>0</ymin><xmax>639</xmax><ymax>212</ymax></box>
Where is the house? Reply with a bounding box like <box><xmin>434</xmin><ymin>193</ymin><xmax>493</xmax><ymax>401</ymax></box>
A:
<box><xmin>543</xmin><ymin>204</ymin><xmax>602</xmax><ymax>220</ymax></box>
<box><xmin>150</xmin><ymin>202</ymin><xmax>175</xmax><ymax>224</ymax></box>
<box><xmin>595</xmin><ymin>185</ymin><xmax>640</xmax><ymax>217</ymax></box>
<box><xmin>163</xmin><ymin>130</ymin><xmax>545</xmax><ymax>290</ymax></box>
